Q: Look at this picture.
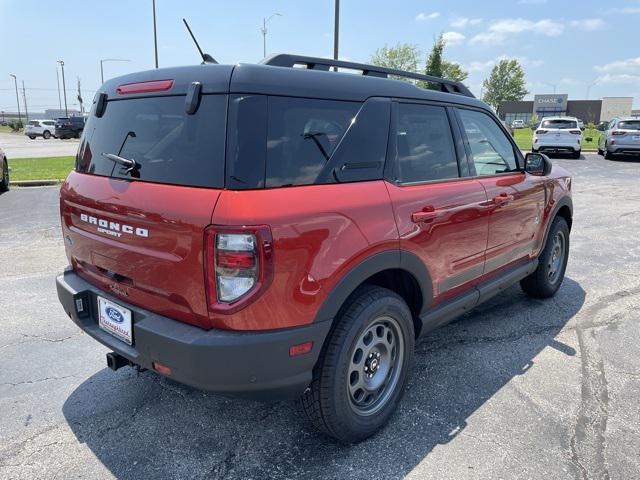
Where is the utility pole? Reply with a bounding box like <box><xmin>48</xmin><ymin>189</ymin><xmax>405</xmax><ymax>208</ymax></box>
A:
<box><xmin>21</xmin><ymin>80</ymin><xmax>29</xmax><ymax>123</ymax></box>
<box><xmin>9</xmin><ymin>74</ymin><xmax>21</xmax><ymax>124</ymax></box>
<box><xmin>57</xmin><ymin>60</ymin><xmax>68</xmax><ymax>116</ymax></box>
<box><xmin>56</xmin><ymin>67</ymin><xmax>62</xmax><ymax>110</ymax></box>
<box><xmin>152</xmin><ymin>0</ymin><xmax>158</xmax><ymax>68</ymax></box>
<box><xmin>77</xmin><ymin>77</ymin><xmax>84</xmax><ymax>115</ymax></box>
<box><xmin>333</xmin><ymin>0</ymin><xmax>340</xmax><ymax>63</ymax></box>
<box><xmin>586</xmin><ymin>80</ymin><xmax>599</xmax><ymax>100</ymax></box>
<box><xmin>261</xmin><ymin>13</ymin><xmax>282</xmax><ymax>58</ymax></box>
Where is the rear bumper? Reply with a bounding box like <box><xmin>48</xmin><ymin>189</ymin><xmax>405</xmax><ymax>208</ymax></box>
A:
<box><xmin>54</xmin><ymin>128</ymin><xmax>78</xmax><ymax>137</ymax></box>
<box><xmin>608</xmin><ymin>145</ymin><xmax>640</xmax><ymax>154</ymax></box>
<box><xmin>534</xmin><ymin>142</ymin><xmax>580</xmax><ymax>153</ymax></box>
<box><xmin>56</xmin><ymin>269</ymin><xmax>332</xmax><ymax>400</ymax></box>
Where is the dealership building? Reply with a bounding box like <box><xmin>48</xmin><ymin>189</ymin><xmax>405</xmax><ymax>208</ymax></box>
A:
<box><xmin>498</xmin><ymin>94</ymin><xmax>635</xmax><ymax>125</ymax></box>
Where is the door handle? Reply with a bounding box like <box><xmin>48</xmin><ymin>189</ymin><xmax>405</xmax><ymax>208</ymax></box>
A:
<box><xmin>493</xmin><ymin>193</ymin><xmax>515</xmax><ymax>206</ymax></box>
<box><xmin>411</xmin><ymin>206</ymin><xmax>438</xmax><ymax>223</ymax></box>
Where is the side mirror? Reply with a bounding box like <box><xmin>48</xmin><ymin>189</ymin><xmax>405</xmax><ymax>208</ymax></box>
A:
<box><xmin>525</xmin><ymin>152</ymin><xmax>552</xmax><ymax>176</ymax></box>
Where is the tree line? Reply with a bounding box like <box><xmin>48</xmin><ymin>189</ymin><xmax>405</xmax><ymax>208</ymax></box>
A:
<box><xmin>370</xmin><ymin>35</ymin><xmax>528</xmax><ymax>111</ymax></box>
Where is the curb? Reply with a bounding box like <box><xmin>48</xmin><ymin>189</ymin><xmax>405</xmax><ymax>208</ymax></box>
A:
<box><xmin>10</xmin><ymin>179</ymin><xmax>62</xmax><ymax>187</ymax></box>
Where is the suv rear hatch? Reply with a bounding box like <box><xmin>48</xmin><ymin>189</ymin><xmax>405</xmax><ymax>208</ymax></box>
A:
<box><xmin>60</xmin><ymin>65</ymin><xmax>233</xmax><ymax>329</ymax></box>
<box><xmin>539</xmin><ymin>119</ymin><xmax>581</xmax><ymax>143</ymax></box>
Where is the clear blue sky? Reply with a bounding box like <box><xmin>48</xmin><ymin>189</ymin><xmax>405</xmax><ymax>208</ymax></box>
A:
<box><xmin>1</xmin><ymin>0</ymin><xmax>639</xmax><ymax>113</ymax></box>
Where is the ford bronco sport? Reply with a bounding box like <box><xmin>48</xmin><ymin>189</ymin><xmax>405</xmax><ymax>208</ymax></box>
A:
<box><xmin>56</xmin><ymin>54</ymin><xmax>573</xmax><ymax>443</ymax></box>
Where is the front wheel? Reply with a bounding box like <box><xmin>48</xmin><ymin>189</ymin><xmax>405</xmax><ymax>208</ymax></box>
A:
<box><xmin>302</xmin><ymin>285</ymin><xmax>415</xmax><ymax>443</ymax></box>
<box><xmin>43</xmin><ymin>130</ymin><xmax>51</xmax><ymax>139</ymax></box>
<box><xmin>521</xmin><ymin>216</ymin><xmax>569</xmax><ymax>298</ymax></box>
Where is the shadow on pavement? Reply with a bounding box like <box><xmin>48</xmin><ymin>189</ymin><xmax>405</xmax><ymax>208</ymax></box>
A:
<box><xmin>63</xmin><ymin>278</ymin><xmax>585</xmax><ymax>479</ymax></box>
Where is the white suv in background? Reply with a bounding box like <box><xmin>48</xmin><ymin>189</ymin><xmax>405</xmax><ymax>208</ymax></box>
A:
<box><xmin>532</xmin><ymin>117</ymin><xmax>582</xmax><ymax>159</ymax></box>
<box><xmin>24</xmin><ymin>119</ymin><xmax>57</xmax><ymax>139</ymax></box>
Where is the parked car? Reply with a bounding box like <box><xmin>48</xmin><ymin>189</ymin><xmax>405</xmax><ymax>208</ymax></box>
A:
<box><xmin>1</xmin><ymin>146</ymin><xmax>8</xmax><ymax>192</ymax></box>
<box><xmin>500</xmin><ymin>119</ymin><xmax>515</xmax><ymax>136</ymax></box>
<box><xmin>532</xmin><ymin>116</ymin><xmax>582</xmax><ymax>158</ymax></box>
<box><xmin>24</xmin><ymin>119</ymin><xmax>57</xmax><ymax>139</ymax></box>
<box><xmin>56</xmin><ymin>54</ymin><xmax>573</xmax><ymax>443</ymax></box>
<box><xmin>598</xmin><ymin>117</ymin><xmax>640</xmax><ymax>159</ymax></box>
<box><xmin>577</xmin><ymin>119</ymin><xmax>585</xmax><ymax>131</ymax></box>
<box><xmin>54</xmin><ymin>116</ymin><xmax>85</xmax><ymax>139</ymax></box>
<box><xmin>511</xmin><ymin>119</ymin><xmax>525</xmax><ymax>128</ymax></box>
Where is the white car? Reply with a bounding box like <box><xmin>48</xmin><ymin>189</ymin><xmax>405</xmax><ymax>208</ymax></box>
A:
<box><xmin>532</xmin><ymin>117</ymin><xmax>582</xmax><ymax>159</ymax></box>
<box><xmin>24</xmin><ymin>119</ymin><xmax>57</xmax><ymax>140</ymax></box>
<box><xmin>511</xmin><ymin>119</ymin><xmax>525</xmax><ymax>129</ymax></box>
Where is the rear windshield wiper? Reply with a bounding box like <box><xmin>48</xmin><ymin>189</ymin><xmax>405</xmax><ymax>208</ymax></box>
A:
<box><xmin>102</xmin><ymin>153</ymin><xmax>140</xmax><ymax>175</ymax></box>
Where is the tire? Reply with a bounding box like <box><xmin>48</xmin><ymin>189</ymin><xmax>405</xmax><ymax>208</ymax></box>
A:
<box><xmin>604</xmin><ymin>143</ymin><xmax>614</xmax><ymax>160</ymax></box>
<box><xmin>572</xmin><ymin>150</ymin><xmax>581</xmax><ymax>159</ymax></box>
<box><xmin>521</xmin><ymin>216</ymin><xmax>569</xmax><ymax>299</ymax></box>
<box><xmin>302</xmin><ymin>285</ymin><xmax>415</xmax><ymax>443</ymax></box>
<box><xmin>597</xmin><ymin>146</ymin><xmax>603</xmax><ymax>156</ymax></box>
<box><xmin>531</xmin><ymin>148</ymin><xmax>538</xmax><ymax>153</ymax></box>
<box><xmin>0</xmin><ymin>158</ymin><xmax>9</xmax><ymax>192</ymax></box>
<box><xmin>28</xmin><ymin>135</ymin><xmax>36</xmax><ymax>140</ymax></box>
<box><xmin>43</xmin><ymin>130</ymin><xmax>51</xmax><ymax>139</ymax></box>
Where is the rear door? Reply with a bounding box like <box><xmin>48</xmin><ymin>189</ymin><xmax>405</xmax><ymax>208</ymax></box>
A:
<box><xmin>385</xmin><ymin>102</ymin><xmax>489</xmax><ymax>305</ymax></box>
<box><xmin>455</xmin><ymin>107</ymin><xmax>546</xmax><ymax>274</ymax></box>
<box><xmin>60</xmin><ymin>80</ymin><xmax>229</xmax><ymax>329</ymax></box>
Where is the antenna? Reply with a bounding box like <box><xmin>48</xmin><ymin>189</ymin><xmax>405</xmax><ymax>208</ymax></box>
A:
<box><xmin>182</xmin><ymin>18</ymin><xmax>218</xmax><ymax>64</ymax></box>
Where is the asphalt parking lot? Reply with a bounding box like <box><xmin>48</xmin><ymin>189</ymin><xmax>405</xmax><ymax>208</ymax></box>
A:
<box><xmin>0</xmin><ymin>132</ymin><xmax>79</xmax><ymax>159</ymax></box>
<box><xmin>0</xmin><ymin>153</ymin><xmax>639</xmax><ymax>479</ymax></box>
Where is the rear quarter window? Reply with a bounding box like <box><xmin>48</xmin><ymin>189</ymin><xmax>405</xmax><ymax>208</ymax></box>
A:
<box><xmin>77</xmin><ymin>94</ymin><xmax>226</xmax><ymax>188</ymax></box>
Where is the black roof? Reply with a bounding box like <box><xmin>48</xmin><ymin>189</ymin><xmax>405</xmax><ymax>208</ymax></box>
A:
<box><xmin>99</xmin><ymin>55</ymin><xmax>490</xmax><ymax>112</ymax></box>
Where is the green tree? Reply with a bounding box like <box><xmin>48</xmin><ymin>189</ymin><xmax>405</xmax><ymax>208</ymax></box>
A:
<box><xmin>441</xmin><ymin>61</ymin><xmax>468</xmax><ymax>83</ymax></box>
<box><xmin>420</xmin><ymin>35</ymin><xmax>468</xmax><ymax>89</ymax></box>
<box><xmin>482</xmin><ymin>59</ymin><xmax>528</xmax><ymax>110</ymax></box>
<box><xmin>370</xmin><ymin>43</ymin><xmax>420</xmax><ymax>80</ymax></box>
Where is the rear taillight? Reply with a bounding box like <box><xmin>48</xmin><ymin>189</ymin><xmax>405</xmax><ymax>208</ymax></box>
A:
<box><xmin>204</xmin><ymin>226</ymin><xmax>273</xmax><ymax>314</ymax></box>
<box><xmin>536</xmin><ymin>129</ymin><xmax>547</xmax><ymax>134</ymax></box>
<box><xmin>612</xmin><ymin>131</ymin><xmax>626</xmax><ymax>136</ymax></box>
<box><xmin>570</xmin><ymin>130</ymin><xmax>581</xmax><ymax>135</ymax></box>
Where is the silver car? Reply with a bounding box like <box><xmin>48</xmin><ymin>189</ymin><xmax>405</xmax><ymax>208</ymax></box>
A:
<box><xmin>598</xmin><ymin>117</ymin><xmax>640</xmax><ymax>159</ymax></box>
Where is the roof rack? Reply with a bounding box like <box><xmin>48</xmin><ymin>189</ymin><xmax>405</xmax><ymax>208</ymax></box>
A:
<box><xmin>262</xmin><ymin>54</ymin><xmax>475</xmax><ymax>98</ymax></box>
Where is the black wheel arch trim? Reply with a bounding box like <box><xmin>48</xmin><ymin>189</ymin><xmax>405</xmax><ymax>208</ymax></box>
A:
<box><xmin>313</xmin><ymin>249</ymin><xmax>434</xmax><ymax>323</ymax></box>
<box><xmin>542</xmin><ymin>195</ymin><xmax>573</xmax><ymax>249</ymax></box>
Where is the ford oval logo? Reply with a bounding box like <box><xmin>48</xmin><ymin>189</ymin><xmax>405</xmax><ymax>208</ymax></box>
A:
<box><xmin>105</xmin><ymin>306</ymin><xmax>124</xmax><ymax>323</ymax></box>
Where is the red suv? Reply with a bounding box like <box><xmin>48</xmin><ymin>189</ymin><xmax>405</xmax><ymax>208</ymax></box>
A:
<box><xmin>56</xmin><ymin>55</ymin><xmax>573</xmax><ymax>442</ymax></box>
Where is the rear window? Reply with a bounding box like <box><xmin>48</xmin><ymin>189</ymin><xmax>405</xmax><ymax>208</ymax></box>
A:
<box><xmin>541</xmin><ymin>119</ymin><xmax>577</xmax><ymax>129</ymax></box>
<box><xmin>618</xmin><ymin>121</ymin><xmax>640</xmax><ymax>130</ymax></box>
<box><xmin>77</xmin><ymin>95</ymin><xmax>226</xmax><ymax>188</ymax></box>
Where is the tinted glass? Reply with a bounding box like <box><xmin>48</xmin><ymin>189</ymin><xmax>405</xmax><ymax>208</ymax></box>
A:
<box><xmin>77</xmin><ymin>95</ymin><xmax>226</xmax><ymax>188</ymax></box>
<box><xmin>458</xmin><ymin>109</ymin><xmax>519</xmax><ymax>176</ymax></box>
<box><xmin>541</xmin><ymin>119</ymin><xmax>577</xmax><ymax>129</ymax></box>
<box><xmin>619</xmin><ymin>121</ymin><xmax>640</xmax><ymax>130</ymax></box>
<box><xmin>226</xmin><ymin>94</ymin><xmax>267</xmax><ymax>189</ymax></box>
<box><xmin>395</xmin><ymin>103</ymin><xmax>459</xmax><ymax>183</ymax></box>
<box><xmin>266</xmin><ymin>97</ymin><xmax>359</xmax><ymax>188</ymax></box>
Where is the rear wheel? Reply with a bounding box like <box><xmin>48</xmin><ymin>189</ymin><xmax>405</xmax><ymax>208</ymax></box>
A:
<box><xmin>521</xmin><ymin>216</ymin><xmax>569</xmax><ymax>298</ymax></box>
<box><xmin>43</xmin><ymin>130</ymin><xmax>51</xmax><ymax>139</ymax></box>
<box><xmin>302</xmin><ymin>285</ymin><xmax>415</xmax><ymax>443</ymax></box>
<box><xmin>0</xmin><ymin>158</ymin><xmax>9</xmax><ymax>192</ymax></box>
<box><xmin>28</xmin><ymin>135</ymin><xmax>36</xmax><ymax>140</ymax></box>
<box><xmin>604</xmin><ymin>144</ymin><xmax>614</xmax><ymax>160</ymax></box>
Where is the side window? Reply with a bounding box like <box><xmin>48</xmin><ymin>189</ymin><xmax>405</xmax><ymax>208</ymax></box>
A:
<box><xmin>266</xmin><ymin>97</ymin><xmax>359</xmax><ymax>188</ymax></box>
<box><xmin>458</xmin><ymin>109</ymin><xmax>519</xmax><ymax>176</ymax></box>
<box><xmin>395</xmin><ymin>103</ymin><xmax>459</xmax><ymax>183</ymax></box>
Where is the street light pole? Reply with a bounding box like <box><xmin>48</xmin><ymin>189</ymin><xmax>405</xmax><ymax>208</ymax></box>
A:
<box><xmin>586</xmin><ymin>80</ymin><xmax>599</xmax><ymax>100</ymax></box>
<box><xmin>152</xmin><ymin>0</ymin><xmax>159</xmax><ymax>68</ymax></box>
<box><xmin>57</xmin><ymin>60</ymin><xmax>68</xmax><ymax>117</ymax></box>
<box><xmin>21</xmin><ymin>80</ymin><xmax>29</xmax><ymax>123</ymax></box>
<box><xmin>333</xmin><ymin>0</ymin><xmax>340</xmax><ymax>62</ymax></box>
<box><xmin>261</xmin><ymin>13</ymin><xmax>282</xmax><ymax>58</ymax></box>
<box><xmin>56</xmin><ymin>67</ymin><xmax>62</xmax><ymax>110</ymax></box>
<box><xmin>100</xmin><ymin>58</ymin><xmax>131</xmax><ymax>84</ymax></box>
<box><xmin>9</xmin><ymin>74</ymin><xmax>21</xmax><ymax>124</ymax></box>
